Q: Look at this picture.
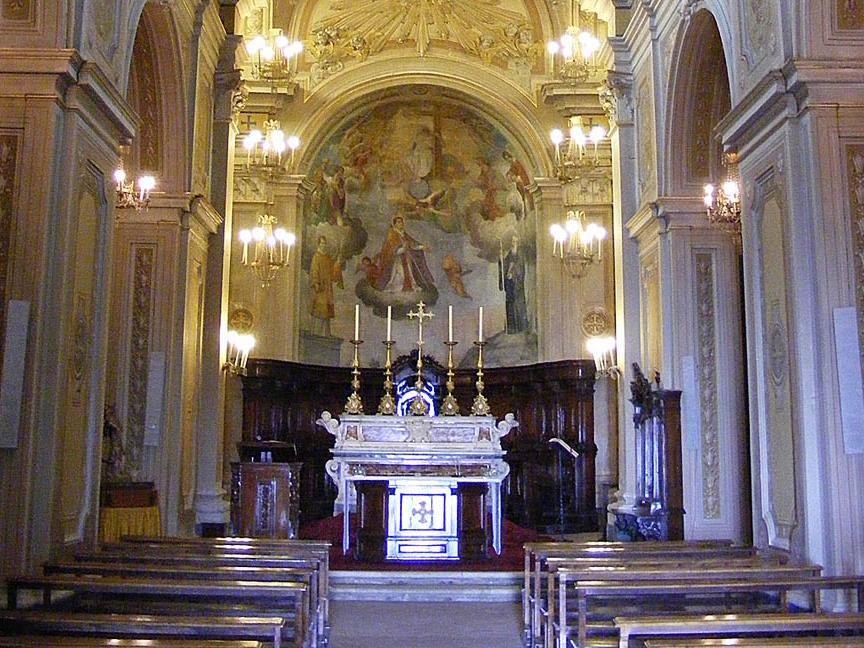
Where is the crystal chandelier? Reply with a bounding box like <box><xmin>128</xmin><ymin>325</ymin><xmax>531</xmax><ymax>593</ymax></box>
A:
<box><xmin>550</xmin><ymin>116</ymin><xmax>607</xmax><ymax>181</ymax></box>
<box><xmin>550</xmin><ymin>209</ymin><xmax>607</xmax><ymax>278</ymax></box>
<box><xmin>113</xmin><ymin>163</ymin><xmax>156</xmax><ymax>211</ymax></box>
<box><xmin>547</xmin><ymin>0</ymin><xmax>601</xmax><ymax>81</ymax></box>
<box><xmin>242</xmin><ymin>120</ymin><xmax>300</xmax><ymax>170</ymax></box>
<box><xmin>245</xmin><ymin>29</ymin><xmax>304</xmax><ymax>88</ymax></box>
<box><xmin>237</xmin><ymin>213</ymin><xmax>296</xmax><ymax>286</ymax></box>
<box><xmin>703</xmin><ymin>153</ymin><xmax>742</xmax><ymax>234</ymax></box>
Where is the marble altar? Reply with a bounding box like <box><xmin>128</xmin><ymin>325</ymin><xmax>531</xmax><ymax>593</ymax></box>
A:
<box><xmin>318</xmin><ymin>412</ymin><xmax>518</xmax><ymax>560</ymax></box>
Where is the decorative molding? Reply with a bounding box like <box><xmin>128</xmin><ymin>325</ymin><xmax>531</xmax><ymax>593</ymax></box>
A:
<box><xmin>309</xmin><ymin>0</ymin><xmax>542</xmax><ymax>67</ymax></box>
<box><xmin>636</xmin><ymin>74</ymin><xmax>656</xmax><ymax>198</ymax></box>
<box><xmin>0</xmin><ymin>133</ymin><xmax>18</xmax><ymax>368</ymax></box>
<box><xmin>695</xmin><ymin>252</ymin><xmax>720</xmax><ymax>519</ymax></box>
<box><xmin>1</xmin><ymin>0</ymin><xmax>31</xmax><ymax>20</ymax></box>
<box><xmin>126</xmin><ymin>245</ymin><xmax>155</xmax><ymax>472</ymax></box>
<box><xmin>741</xmin><ymin>0</ymin><xmax>778</xmax><ymax>70</ymax></box>
<box><xmin>563</xmin><ymin>170</ymin><xmax>613</xmax><ymax>204</ymax></box>
<box><xmin>838</xmin><ymin>0</ymin><xmax>864</xmax><ymax>30</ymax></box>
<box><xmin>600</xmin><ymin>71</ymin><xmax>634</xmax><ymax>126</ymax></box>
<box><xmin>130</xmin><ymin>17</ymin><xmax>162</xmax><ymax>175</ymax></box>
<box><xmin>846</xmin><ymin>146</ymin><xmax>864</xmax><ymax>380</ymax></box>
<box><xmin>581</xmin><ymin>307</ymin><xmax>610</xmax><ymax>337</ymax></box>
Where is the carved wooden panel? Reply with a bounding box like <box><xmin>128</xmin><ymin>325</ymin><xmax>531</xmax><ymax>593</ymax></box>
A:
<box><xmin>241</xmin><ymin>358</ymin><xmax>597</xmax><ymax>532</ymax></box>
<box><xmin>231</xmin><ymin>462</ymin><xmax>302</xmax><ymax>538</ymax></box>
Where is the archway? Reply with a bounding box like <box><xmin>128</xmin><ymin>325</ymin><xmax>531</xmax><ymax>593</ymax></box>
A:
<box><xmin>664</xmin><ymin>9</ymin><xmax>751</xmax><ymax>542</ymax></box>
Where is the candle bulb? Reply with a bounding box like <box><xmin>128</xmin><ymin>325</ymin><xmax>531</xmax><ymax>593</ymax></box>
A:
<box><xmin>354</xmin><ymin>304</ymin><xmax>360</xmax><ymax>340</ymax></box>
<box><xmin>478</xmin><ymin>306</ymin><xmax>484</xmax><ymax>342</ymax></box>
<box><xmin>448</xmin><ymin>305</ymin><xmax>453</xmax><ymax>343</ymax></box>
<box><xmin>386</xmin><ymin>305</ymin><xmax>392</xmax><ymax>341</ymax></box>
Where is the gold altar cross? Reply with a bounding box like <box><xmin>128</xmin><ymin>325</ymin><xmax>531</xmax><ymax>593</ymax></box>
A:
<box><xmin>408</xmin><ymin>301</ymin><xmax>435</xmax><ymax>345</ymax></box>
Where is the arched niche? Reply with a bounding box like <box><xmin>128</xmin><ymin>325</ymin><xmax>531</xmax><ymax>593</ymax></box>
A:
<box><xmin>292</xmin><ymin>85</ymin><xmax>542</xmax><ymax>369</ymax></box>
<box><xmin>666</xmin><ymin>9</ymin><xmax>733</xmax><ymax>197</ymax></box>
<box><xmin>125</xmin><ymin>2</ymin><xmax>188</xmax><ymax>192</ymax></box>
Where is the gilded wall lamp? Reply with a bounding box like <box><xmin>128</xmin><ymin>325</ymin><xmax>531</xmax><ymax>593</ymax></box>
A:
<box><xmin>549</xmin><ymin>209</ymin><xmax>607</xmax><ymax>278</ymax></box>
<box><xmin>245</xmin><ymin>29</ymin><xmax>304</xmax><ymax>90</ymax></box>
<box><xmin>550</xmin><ymin>116</ymin><xmax>607</xmax><ymax>182</ymax></box>
<box><xmin>703</xmin><ymin>152</ymin><xmax>742</xmax><ymax>234</ymax></box>
<box><xmin>547</xmin><ymin>0</ymin><xmax>602</xmax><ymax>81</ymax></box>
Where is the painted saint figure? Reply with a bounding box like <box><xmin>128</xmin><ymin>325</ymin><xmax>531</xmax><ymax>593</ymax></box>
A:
<box><xmin>503</xmin><ymin>150</ymin><xmax>534</xmax><ymax>219</ymax></box>
<box><xmin>501</xmin><ymin>235</ymin><xmax>529</xmax><ymax>333</ymax></box>
<box><xmin>310</xmin><ymin>235</ymin><xmax>344</xmax><ymax>336</ymax></box>
<box><xmin>376</xmin><ymin>216</ymin><xmax>435</xmax><ymax>293</ymax></box>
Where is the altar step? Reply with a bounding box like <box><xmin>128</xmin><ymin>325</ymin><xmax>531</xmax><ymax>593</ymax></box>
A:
<box><xmin>329</xmin><ymin>570</ymin><xmax>522</xmax><ymax>602</ymax></box>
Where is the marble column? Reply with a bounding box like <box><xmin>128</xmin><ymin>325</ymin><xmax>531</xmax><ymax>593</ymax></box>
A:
<box><xmin>602</xmin><ymin>72</ymin><xmax>646</xmax><ymax>533</ymax></box>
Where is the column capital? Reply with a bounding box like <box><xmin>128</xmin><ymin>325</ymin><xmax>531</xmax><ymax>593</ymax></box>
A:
<box><xmin>600</xmin><ymin>70</ymin><xmax>635</xmax><ymax>127</ymax></box>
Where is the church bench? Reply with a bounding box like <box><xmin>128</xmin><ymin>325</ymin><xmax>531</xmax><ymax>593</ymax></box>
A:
<box><xmin>0</xmin><ymin>611</ymin><xmax>289</xmax><ymax>647</ymax></box>
<box><xmin>5</xmin><ymin>576</ymin><xmax>309</xmax><ymax>648</ymax></box>
<box><xmin>643</xmin><ymin>638</ymin><xmax>864</xmax><ymax>647</ymax></box>
<box><xmin>537</xmin><ymin>562</ymin><xmax>822</xmax><ymax>648</ymax></box>
<box><xmin>95</xmin><ymin>541</ymin><xmax>330</xmax><ymax>636</ymax></box>
<box><xmin>557</xmin><ymin>577</ymin><xmax>864</xmax><ymax>648</ymax></box>
<box><xmin>0</xmin><ymin>638</ymin><xmax>264</xmax><ymax>647</ymax></box>
<box><xmin>614</xmin><ymin>612</ymin><xmax>864</xmax><ymax>648</ymax></box>
<box><xmin>44</xmin><ymin>561</ymin><xmax>324</xmax><ymax>647</ymax></box>
<box><xmin>524</xmin><ymin>541</ymin><xmax>760</xmax><ymax>632</ymax></box>
<box><xmin>524</xmin><ymin>547</ymin><xmax>789</xmax><ymax>646</ymax></box>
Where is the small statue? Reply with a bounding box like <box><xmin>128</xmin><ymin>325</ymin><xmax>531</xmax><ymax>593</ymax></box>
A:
<box><xmin>102</xmin><ymin>405</ymin><xmax>129</xmax><ymax>482</ymax></box>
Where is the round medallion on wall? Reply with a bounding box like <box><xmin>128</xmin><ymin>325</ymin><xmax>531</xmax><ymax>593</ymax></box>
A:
<box><xmin>582</xmin><ymin>308</ymin><xmax>610</xmax><ymax>337</ymax></box>
<box><xmin>229</xmin><ymin>307</ymin><xmax>255</xmax><ymax>334</ymax></box>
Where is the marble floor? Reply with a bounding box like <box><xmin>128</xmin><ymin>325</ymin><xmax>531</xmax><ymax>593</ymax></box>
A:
<box><xmin>329</xmin><ymin>600</ymin><xmax>525</xmax><ymax>648</ymax></box>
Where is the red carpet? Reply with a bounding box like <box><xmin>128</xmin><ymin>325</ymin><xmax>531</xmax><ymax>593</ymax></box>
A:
<box><xmin>299</xmin><ymin>514</ymin><xmax>545</xmax><ymax>571</ymax></box>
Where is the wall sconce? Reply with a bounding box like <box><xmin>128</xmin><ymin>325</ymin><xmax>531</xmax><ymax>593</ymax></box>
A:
<box><xmin>224</xmin><ymin>330</ymin><xmax>255</xmax><ymax>375</ymax></box>
<box><xmin>550</xmin><ymin>116</ymin><xmax>607</xmax><ymax>182</ymax></box>
<box><xmin>550</xmin><ymin>209</ymin><xmax>607</xmax><ymax>278</ymax></box>
<box><xmin>242</xmin><ymin>120</ymin><xmax>301</xmax><ymax>171</ymax></box>
<box><xmin>114</xmin><ymin>164</ymin><xmax>156</xmax><ymax>211</ymax></box>
<box><xmin>586</xmin><ymin>335</ymin><xmax>619</xmax><ymax>378</ymax></box>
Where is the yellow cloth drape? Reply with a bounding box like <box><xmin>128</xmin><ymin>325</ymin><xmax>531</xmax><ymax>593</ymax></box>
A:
<box><xmin>99</xmin><ymin>505</ymin><xmax>162</xmax><ymax>544</ymax></box>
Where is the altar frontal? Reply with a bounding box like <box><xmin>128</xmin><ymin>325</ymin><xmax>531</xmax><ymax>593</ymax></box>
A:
<box><xmin>317</xmin><ymin>302</ymin><xmax>518</xmax><ymax>561</ymax></box>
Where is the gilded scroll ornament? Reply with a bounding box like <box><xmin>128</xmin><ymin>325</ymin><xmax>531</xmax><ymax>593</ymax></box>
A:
<box><xmin>311</xmin><ymin>0</ymin><xmax>540</xmax><ymax>65</ymax></box>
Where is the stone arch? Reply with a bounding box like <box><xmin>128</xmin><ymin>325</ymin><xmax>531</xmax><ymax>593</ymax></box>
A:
<box><xmin>666</xmin><ymin>7</ymin><xmax>734</xmax><ymax>197</ymax></box>
<box><xmin>125</xmin><ymin>2</ymin><xmax>188</xmax><ymax>192</ymax></box>
<box><xmin>292</xmin><ymin>60</ymin><xmax>557</xmax><ymax>179</ymax></box>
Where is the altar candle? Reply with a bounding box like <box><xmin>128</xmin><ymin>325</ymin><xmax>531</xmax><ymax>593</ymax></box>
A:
<box><xmin>478</xmin><ymin>306</ymin><xmax>484</xmax><ymax>342</ymax></box>
<box><xmin>386</xmin><ymin>305</ymin><xmax>392</xmax><ymax>341</ymax></box>
<box><xmin>354</xmin><ymin>304</ymin><xmax>360</xmax><ymax>340</ymax></box>
<box><xmin>448</xmin><ymin>305</ymin><xmax>453</xmax><ymax>343</ymax></box>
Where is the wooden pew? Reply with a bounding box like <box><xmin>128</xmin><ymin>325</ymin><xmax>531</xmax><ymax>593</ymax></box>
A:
<box><xmin>523</xmin><ymin>540</ymin><xmax>760</xmax><ymax>640</ymax></box>
<box><xmin>5</xmin><ymin>576</ymin><xmax>309</xmax><ymax>648</ymax></box>
<box><xmin>97</xmin><ymin>538</ymin><xmax>331</xmax><ymax>639</ymax></box>
<box><xmin>559</xmin><ymin>577</ymin><xmax>864</xmax><ymax>648</ymax></box>
<box><xmin>541</xmin><ymin>560</ymin><xmax>821</xmax><ymax>648</ymax></box>
<box><xmin>0</xmin><ymin>611</ymin><xmax>286</xmax><ymax>647</ymax></box>
<box><xmin>0</xmin><ymin>640</ymin><xmax>263</xmax><ymax>647</ymax></box>
<box><xmin>523</xmin><ymin>543</ymin><xmax>784</xmax><ymax>647</ymax></box>
<box><xmin>45</xmin><ymin>560</ymin><xmax>323</xmax><ymax>646</ymax></box>
<box><xmin>644</xmin><ymin>639</ymin><xmax>864</xmax><ymax>648</ymax></box>
<box><xmin>615</xmin><ymin>612</ymin><xmax>864</xmax><ymax>648</ymax></box>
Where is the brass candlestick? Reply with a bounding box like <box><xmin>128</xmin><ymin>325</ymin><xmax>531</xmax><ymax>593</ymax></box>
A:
<box><xmin>409</xmin><ymin>343</ymin><xmax>430</xmax><ymax>416</ymax></box>
<box><xmin>344</xmin><ymin>338</ymin><xmax>364</xmax><ymax>414</ymax></box>
<box><xmin>441</xmin><ymin>340</ymin><xmax>460</xmax><ymax>416</ymax></box>
<box><xmin>377</xmin><ymin>340</ymin><xmax>396</xmax><ymax>415</ymax></box>
<box><xmin>470</xmin><ymin>340</ymin><xmax>491</xmax><ymax>416</ymax></box>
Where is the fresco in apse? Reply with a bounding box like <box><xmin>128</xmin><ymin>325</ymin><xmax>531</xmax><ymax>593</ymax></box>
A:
<box><xmin>299</xmin><ymin>94</ymin><xmax>537</xmax><ymax>368</ymax></box>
